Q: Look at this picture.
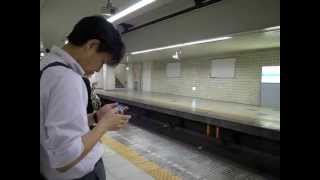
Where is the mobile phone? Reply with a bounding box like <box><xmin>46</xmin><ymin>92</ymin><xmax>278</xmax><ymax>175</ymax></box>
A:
<box><xmin>117</xmin><ymin>104</ymin><xmax>127</xmax><ymax>114</ymax></box>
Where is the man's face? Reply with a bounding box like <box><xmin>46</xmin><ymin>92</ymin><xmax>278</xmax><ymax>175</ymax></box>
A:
<box><xmin>87</xmin><ymin>51</ymin><xmax>112</xmax><ymax>76</ymax></box>
<box><xmin>82</xmin><ymin>40</ymin><xmax>113</xmax><ymax>76</ymax></box>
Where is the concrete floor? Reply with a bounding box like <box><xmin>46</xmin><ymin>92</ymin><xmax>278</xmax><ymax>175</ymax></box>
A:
<box><xmin>103</xmin><ymin>124</ymin><xmax>277</xmax><ymax>180</ymax></box>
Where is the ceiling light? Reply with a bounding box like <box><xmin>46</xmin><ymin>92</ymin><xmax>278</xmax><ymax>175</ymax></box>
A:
<box><xmin>192</xmin><ymin>87</ymin><xmax>197</xmax><ymax>91</ymax></box>
<box><xmin>131</xmin><ymin>36</ymin><xmax>232</xmax><ymax>55</ymax></box>
<box><xmin>172</xmin><ymin>53</ymin><xmax>179</xmax><ymax>60</ymax></box>
<box><xmin>40</xmin><ymin>52</ymin><xmax>44</xmax><ymax>57</ymax></box>
<box><xmin>102</xmin><ymin>13</ymin><xmax>112</xmax><ymax>17</ymax></box>
<box><xmin>126</xmin><ymin>66</ymin><xmax>130</xmax><ymax>71</ymax></box>
<box><xmin>64</xmin><ymin>40</ymin><xmax>69</xmax><ymax>44</ymax></box>
<box><xmin>108</xmin><ymin>0</ymin><xmax>156</xmax><ymax>23</ymax></box>
<box><xmin>172</xmin><ymin>50</ymin><xmax>182</xmax><ymax>60</ymax></box>
<box><xmin>264</xmin><ymin>26</ymin><xmax>280</xmax><ymax>31</ymax></box>
<box><xmin>101</xmin><ymin>0</ymin><xmax>118</xmax><ymax>16</ymax></box>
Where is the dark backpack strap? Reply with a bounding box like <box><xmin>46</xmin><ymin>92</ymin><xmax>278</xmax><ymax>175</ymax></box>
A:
<box><xmin>83</xmin><ymin>77</ymin><xmax>96</xmax><ymax>130</ymax></box>
<box><xmin>82</xmin><ymin>77</ymin><xmax>94</xmax><ymax>114</ymax></box>
<box><xmin>40</xmin><ymin>62</ymin><xmax>72</xmax><ymax>80</ymax></box>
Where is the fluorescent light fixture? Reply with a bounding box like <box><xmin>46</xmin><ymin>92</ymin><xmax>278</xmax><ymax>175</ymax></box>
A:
<box><xmin>264</xmin><ymin>26</ymin><xmax>280</xmax><ymax>31</ymax></box>
<box><xmin>131</xmin><ymin>36</ymin><xmax>232</xmax><ymax>55</ymax></box>
<box><xmin>108</xmin><ymin>0</ymin><xmax>156</xmax><ymax>23</ymax></box>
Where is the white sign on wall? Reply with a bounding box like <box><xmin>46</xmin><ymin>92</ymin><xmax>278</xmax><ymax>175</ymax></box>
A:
<box><xmin>166</xmin><ymin>62</ymin><xmax>181</xmax><ymax>77</ymax></box>
<box><xmin>211</xmin><ymin>58</ymin><xmax>236</xmax><ymax>78</ymax></box>
<box><xmin>261</xmin><ymin>66</ymin><xmax>280</xmax><ymax>83</ymax></box>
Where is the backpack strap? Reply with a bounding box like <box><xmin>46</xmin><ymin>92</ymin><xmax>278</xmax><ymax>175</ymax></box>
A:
<box><xmin>40</xmin><ymin>62</ymin><xmax>72</xmax><ymax>80</ymax></box>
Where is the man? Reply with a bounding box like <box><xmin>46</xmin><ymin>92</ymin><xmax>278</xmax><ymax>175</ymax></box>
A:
<box><xmin>40</xmin><ymin>15</ymin><xmax>131</xmax><ymax>180</ymax></box>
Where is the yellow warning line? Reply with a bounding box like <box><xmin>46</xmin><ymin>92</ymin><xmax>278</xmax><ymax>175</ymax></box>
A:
<box><xmin>101</xmin><ymin>135</ymin><xmax>182</xmax><ymax>180</ymax></box>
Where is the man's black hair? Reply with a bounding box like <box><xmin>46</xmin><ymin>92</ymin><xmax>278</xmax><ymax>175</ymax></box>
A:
<box><xmin>67</xmin><ymin>15</ymin><xmax>125</xmax><ymax>66</ymax></box>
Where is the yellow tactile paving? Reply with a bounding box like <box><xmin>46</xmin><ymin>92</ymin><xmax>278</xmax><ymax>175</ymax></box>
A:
<box><xmin>101</xmin><ymin>135</ymin><xmax>182</xmax><ymax>180</ymax></box>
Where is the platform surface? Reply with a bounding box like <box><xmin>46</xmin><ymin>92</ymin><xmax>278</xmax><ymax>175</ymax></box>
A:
<box><xmin>96</xmin><ymin>89</ymin><xmax>280</xmax><ymax>140</ymax></box>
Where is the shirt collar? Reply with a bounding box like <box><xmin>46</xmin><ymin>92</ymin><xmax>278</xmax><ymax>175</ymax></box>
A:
<box><xmin>50</xmin><ymin>46</ymin><xmax>85</xmax><ymax>76</ymax></box>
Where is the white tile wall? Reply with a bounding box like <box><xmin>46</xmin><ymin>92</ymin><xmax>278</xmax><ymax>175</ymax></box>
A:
<box><xmin>150</xmin><ymin>48</ymin><xmax>280</xmax><ymax>105</ymax></box>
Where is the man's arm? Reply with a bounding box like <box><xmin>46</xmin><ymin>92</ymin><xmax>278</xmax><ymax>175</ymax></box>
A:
<box><xmin>56</xmin><ymin>107</ymin><xmax>131</xmax><ymax>172</ymax></box>
<box><xmin>56</xmin><ymin>123</ymin><xmax>105</xmax><ymax>172</ymax></box>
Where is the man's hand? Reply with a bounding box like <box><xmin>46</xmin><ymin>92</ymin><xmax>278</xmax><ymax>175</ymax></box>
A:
<box><xmin>96</xmin><ymin>103</ymin><xmax>117</xmax><ymax>122</ymax></box>
<box><xmin>96</xmin><ymin>103</ymin><xmax>128</xmax><ymax>122</ymax></box>
<box><xmin>97</xmin><ymin>106</ymin><xmax>131</xmax><ymax>131</ymax></box>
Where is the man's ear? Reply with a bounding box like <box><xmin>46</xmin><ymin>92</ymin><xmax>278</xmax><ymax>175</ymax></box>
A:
<box><xmin>85</xmin><ymin>39</ymin><xmax>100</xmax><ymax>51</ymax></box>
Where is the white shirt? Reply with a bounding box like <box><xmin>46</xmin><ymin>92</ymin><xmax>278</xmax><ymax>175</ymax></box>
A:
<box><xmin>40</xmin><ymin>46</ymin><xmax>104</xmax><ymax>180</ymax></box>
